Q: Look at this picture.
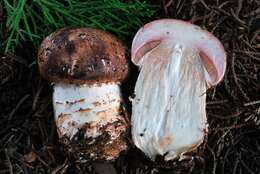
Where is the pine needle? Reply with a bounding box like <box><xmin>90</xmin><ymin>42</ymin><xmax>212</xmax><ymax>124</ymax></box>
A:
<box><xmin>1</xmin><ymin>0</ymin><xmax>154</xmax><ymax>54</ymax></box>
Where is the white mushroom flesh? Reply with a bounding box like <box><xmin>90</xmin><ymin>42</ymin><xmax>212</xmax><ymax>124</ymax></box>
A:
<box><xmin>132</xmin><ymin>39</ymin><xmax>208</xmax><ymax>161</ymax></box>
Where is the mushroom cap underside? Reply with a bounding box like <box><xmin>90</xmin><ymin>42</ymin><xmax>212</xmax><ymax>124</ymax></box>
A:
<box><xmin>131</xmin><ymin>19</ymin><xmax>226</xmax><ymax>87</ymax></box>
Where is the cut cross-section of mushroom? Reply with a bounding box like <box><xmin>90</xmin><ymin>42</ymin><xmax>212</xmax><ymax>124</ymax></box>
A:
<box><xmin>131</xmin><ymin>19</ymin><xmax>226</xmax><ymax>161</ymax></box>
<box><xmin>38</xmin><ymin>28</ymin><xmax>129</xmax><ymax>161</ymax></box>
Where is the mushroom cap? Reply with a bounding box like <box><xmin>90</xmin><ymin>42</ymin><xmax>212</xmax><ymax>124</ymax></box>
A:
<box><xmin>131</xmin><ymin>19</ymin><xmax>226</xmax><ymax>87</ymax></box>
<box><xmin>38</xmin><ymin>28</ymin><xmax>129</xmax><ymax>85</ymax></box>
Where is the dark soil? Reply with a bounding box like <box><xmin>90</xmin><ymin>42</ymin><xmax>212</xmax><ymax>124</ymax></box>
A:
<box><xmin>0</xmin><ymin>0</ymin><xmax>260</xmax><ymax>173</ymax></box>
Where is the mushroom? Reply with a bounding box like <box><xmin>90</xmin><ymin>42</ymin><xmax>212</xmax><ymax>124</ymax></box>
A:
<box><xmin>131</xmin><ymin>19</ymin><xmax>226</xmax><ymax>161</ymax></box>
<box><xmin>38</xmin><ymin>28</ymin><xmax>129</xmax><ymax>161</ymax></box>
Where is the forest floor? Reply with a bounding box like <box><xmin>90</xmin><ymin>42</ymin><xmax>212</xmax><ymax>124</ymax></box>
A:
<box><xmin>0</xmin><ymin>0</ymin><xmax>259</xmax><ymax>173</ymax></box>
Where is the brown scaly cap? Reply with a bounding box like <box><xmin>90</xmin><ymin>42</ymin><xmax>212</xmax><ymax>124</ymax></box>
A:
<box><xmin>38</xmin><ymin>27</ymin><xmax>129</xmax><ymax>85</ymax></box>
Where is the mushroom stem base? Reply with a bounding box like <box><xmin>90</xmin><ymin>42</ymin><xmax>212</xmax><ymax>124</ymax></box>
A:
<box><xmin>53</xmin><ymin>83</ymin><xmax>128</xmax><ymax>161</ymax></box>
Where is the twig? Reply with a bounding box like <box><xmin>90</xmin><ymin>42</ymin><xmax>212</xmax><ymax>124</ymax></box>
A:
<box><xmin>5</xmin><ymin>149</ymin><xmax>13</xmax><ymax>174</ymax></box>
<box><xmin>231</xmin><ymin>51</ymin><xmax>250</xmax><ymax>101</ymax></box>
<box><xmin>206</xmin><ymin>145</ymin><xmax>217</xmax><ymax>174</ymax></box>
<box><xmin>218</xmin><ymin>1</ymin><xmax>230</xmax><ymax>8</ymax></box>
<box><xmin>230</xmin><ymin>9</ymin><xmax>246</xmax><ymax>25</ymax></box>
<box><xmin>212</xmin><ymin>123</ymin><xmax>251</xmax><ymax>131</ymax></box>
<box><xmin>32</xmin><ymin>86</ymin><xmax>43</xmax><ymax>110</ymax></box>
<box><xmin>240</xmin><ymin>159</ymin><xmax>254</xmax><ymax>174</ymax></box>
<box><xmin>232</xmin><ymin>157</ymin><xmax>239</xmax><ymax>174</ymax></box>
<box><xmin>236</xmin><ymin>0</ymin><xmax>243</xmax><ymax>16</ymax></box>
<box><xmin>198</xmin><ymin>0</ymin><xmax>210</xmax><ymax>10</ymax></box>
<box><xmin>210</xmin><ymin>111</ymin><xmax>243</xmax><ymax>120</ymax></box>
<box><xmin>244</xmin><ymin>100</ymin><xmax>260</xmax><ymax>106</ymax></box>
<box><xmin>206</xmin><ymin>100</ymin><xmax>228</xmax><ymax>105</ymax></box>
<box><xmin>8</xmin><ymin>94</ymin><xmax>30</xmax><ymax>121</ymax></box>
<box><xmin>233</xmin><ymin>50</ymin><xmax>260</xmax><ymax>56</ymax></box>
<box><xmin>165</xmin><ymin>0</ymin><xmax>173</xmax><ymax>7</ymax></box>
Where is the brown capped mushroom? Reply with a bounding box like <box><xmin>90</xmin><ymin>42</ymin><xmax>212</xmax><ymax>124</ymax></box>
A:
<box><xmin>38</xmin><ymin>27</ymin><xmax>129</xmax><ymax>161</ymax></box>
<box><xmin>131</xmin><ymin>19</ymin><xmax>226</xmax><ymax>161</ymax></box>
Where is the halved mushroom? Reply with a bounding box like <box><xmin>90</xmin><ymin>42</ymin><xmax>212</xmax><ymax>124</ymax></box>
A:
<box><xmin>131</xmin><ymin>19</ymin><xmax>226</xmax><ymax>161</ymax></box>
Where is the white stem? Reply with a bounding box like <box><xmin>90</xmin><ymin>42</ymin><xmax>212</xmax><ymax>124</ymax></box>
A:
<box><xmin>132</xmin><ymin>40</ymin><xmax>208</xmax><ymax>161</ymax></box>
<box><xmin>53</xmin><ymin>83</ymin><xmax>125</xmax><ymax>141</ymax></box>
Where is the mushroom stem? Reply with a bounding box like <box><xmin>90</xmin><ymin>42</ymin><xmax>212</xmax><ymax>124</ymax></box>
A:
<box><xmin>53</xmin><ymin>82</ymin><xmax>128</xmax><ymax>160</ymax></box>
<box><xmin>132</xmin><ymin>40</ymin><xmax>208</xmax><ymax>160</ymax></box>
